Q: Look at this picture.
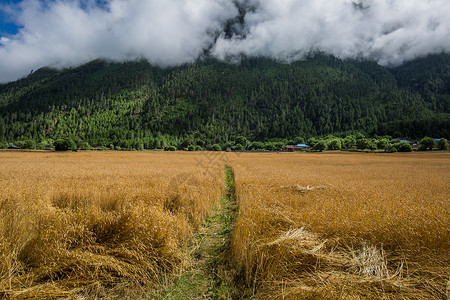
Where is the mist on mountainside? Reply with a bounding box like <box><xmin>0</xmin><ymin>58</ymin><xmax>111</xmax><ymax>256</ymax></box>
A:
<box><xmin>1</xmin><ymin>0</ymin><xmax>450</xmax><ymax>82</ymax></box>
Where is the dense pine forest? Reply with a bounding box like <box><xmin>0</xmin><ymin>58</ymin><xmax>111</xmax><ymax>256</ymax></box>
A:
<box><xmin>0</xmin><ymin>53</ymin><xmax>448</xmax><ymax>150</ymax></box>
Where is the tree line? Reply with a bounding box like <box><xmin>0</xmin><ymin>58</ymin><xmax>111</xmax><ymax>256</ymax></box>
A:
<box><xmin>1</xmin><ymin>134</ymin><xmax>447</xmax><ymax>153</ymax></box>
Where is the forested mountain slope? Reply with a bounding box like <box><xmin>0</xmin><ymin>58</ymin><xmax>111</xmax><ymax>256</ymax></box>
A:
<box><xmin>391</xmin><ymin>53</ymin><xmax>450</xmax><ymax>113</ymax></box>
<box><xmin>0</xmin><ymin>54</ymin><xmax>448</xmax><ymax>149</ymax></box>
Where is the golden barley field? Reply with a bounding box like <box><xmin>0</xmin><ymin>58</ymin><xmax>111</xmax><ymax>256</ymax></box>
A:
<box><xmin>226</xmin><ymin>152</ymin><xmax>450</xmax><ymax>299</ymax></box>
<box><xmin>0</xmin><ymin>151</ymin><xmax>223</xmax><ymax>298</ymax></box>
<box><xmin>0</xmin><ymin>150</ymin><xmax>449</xmax><ymax>299</ymax></box>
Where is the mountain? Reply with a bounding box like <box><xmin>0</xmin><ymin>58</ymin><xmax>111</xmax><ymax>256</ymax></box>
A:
<box><xmin>391</xmin><ymin>53</ymin><xmax>450</xmax><ymax>113</ymax></box>
<box><xmin>0</xmin><ymin>54</ymin><xmax>448</xmax><ymax>149</ymax></box>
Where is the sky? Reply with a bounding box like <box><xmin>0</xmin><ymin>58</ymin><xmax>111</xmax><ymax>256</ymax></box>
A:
<box><xmin>0</xmin><ymin>0</ymin><xmax>449</xmax><ymax>83</ymax></box>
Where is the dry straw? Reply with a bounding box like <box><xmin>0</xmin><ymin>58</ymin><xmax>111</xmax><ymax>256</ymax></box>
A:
<box><xmin>226</xmin><ymin>152</ymin><xmax>450</xmax><ymax>299</ymax></box>
<box><xmin>0</xmin><ymin>151</ymin><xmax>223</xmax><ymax>298</ymax></box>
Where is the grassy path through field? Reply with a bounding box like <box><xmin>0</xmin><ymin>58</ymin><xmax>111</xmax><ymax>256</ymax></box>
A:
<box><xmin>153</xmin><ymin>166</ymin><xmax>245</xmax><ymax>299</ymax></box>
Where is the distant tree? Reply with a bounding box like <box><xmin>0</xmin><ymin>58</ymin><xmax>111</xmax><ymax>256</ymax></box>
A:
<box><xmin>72</xmin><ymin>137</ymin><xmax>84</xmax><ymax>150</ymax></box>
<box><xmin>180</xmin><ymin>138</ymin><xmax>194</xmax><ymax>150</ymax></box>
<box><xmin>154</xmin><ymin>139</ymin><xmax>163</xmax><ymax>149</ymax></box>
<box><xmin>23</xmin><ymin>139</ymin><xmax>36</xmax><ymax>149</ymax></box>
<box><xmin>287</xmin><ymin>139</ymin><xmax>296</xmax><ymax>145</ymax></box>
<box><xmin>307</xmin><ymin>137</ymin><xmax>318</xmax><ymax>149</ymax></box>
<box><xmin>377</xmin><ymin>138</ymin><xmax>390</xmax><ymax>151</ymax></box>
<box><xmin>419</xmin><ymin>137</ymin><xmax>435</xmax><ymax>151</ymax></box>
<box><xmin>248</xmin><ymin>142</ymin><xmax>264</xmax><ymax>151</ymax></box>
<box><xmin>313</xmin><ymin>140</ymin><xmax>327</xmax><ymax>151</ymax></box>
<box><xmin>196</xmin><ymin>140</ymin><xmax>205</xmax><ymax>148</ymax></box>
<box><xmin>273</xmin><ymin>142</ymin><xmax>286</xmax><ymax>151</ymax></box>
<box><xmin>37</xmin><ymin>140</ymin><xmax>53</xmax><ymax>150</ymax></box>
<box><xmin>327</xmin><ymin>139</ymin><xmax>342</xmax><ymax>150</ymax></box>
<box><xmin>15</xmin><ymin>141</ymin><xmax>25</xmax><ymax>149</ymax></box>
<box><xmin>235</xmin><ymin>136</ymin><xmax>249</xmax><ymax>149</ymax></box>
<box><xmin>368</xmin><ymin>139</ymin><xmax>378</xmax><ymax>151</ymax></box>
<box><xmin>397</xmin><ymin>142</ymin><xmax>413</xmax><ymax>152</ymax></box>
<box><xmin>211</xmin><ymin>144</ymin><xmax>222</xmax><ymax>151</ymax></box>
<box><xmin>264</xmin><ymin>143</ymin><xmax>276</xmax><ymax>151</ymax></box>
<box><xmin>355</xmin><ymin>133</ymin><xmax>366</xmax><ymax>140</ymax></box>
<box><xmin>187</xmin><ymin>145</ymin><xmax>195</xmax><ymax>151</ymax></box>
<box><xmin>389</xmin><ymin>145</ymin><xmax>398</xmax><ymax>152</ymax></box>
<box><xmin>164</xmin><ymin>145</ymin><xmax>177</xmax><ymax>151</ymax></box>
<box><xmin>232</xmin><ymin>143</ymin><xmax>244</xmax><ymax>151</ymax></box>
<box><xmin>54</xmin><ymin>138</ymin><xmax>77</xmax><ymax>151</ymax></box>
<box><xmin>356</xmin><ymin>138</ymin><xmax>370</xmax><ymax>150</ymax></box>
<box><xmin>343</xmin><ymin>135</ymin><xmax>356</xmax><ymax>148</ymax></box>
<box><xmin>323</xmin><ymin>135</ymin><xmax>335</xmax><ymax>141</ymax></box>
<box><xmin>81</xmin><ymin>142</ymin><xmax>91</xmax><ymax>150</ymax></box>
<box><xmin>293</xmin><ymin>136</ymin><xmax>305</xmax><ymax>144</ymax></box>
<box><xmin>437</xmin><ymin>138</ymin><xmax>449</xmax><ymax>150</ymax></box>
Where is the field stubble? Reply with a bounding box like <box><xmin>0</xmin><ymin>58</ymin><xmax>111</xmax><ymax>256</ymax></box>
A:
<box><xmin>226</xmin><ymin>152</ymin><xmax>449</xmax><ymax>299</ymax></box>
<box><xmin>0</xmin><ymin>150</ymin><xmax>448</xmax><ymax>299</ymax></box>
<box><xmin>0</xmin><ymin>151</ymin><xmax>224</xmax><ymax>298</ymax></box>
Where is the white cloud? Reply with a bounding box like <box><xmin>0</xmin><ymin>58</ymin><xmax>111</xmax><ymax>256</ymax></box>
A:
<box><xmin>0</xmin><ymin>0</ymin><xmax>236</xmax><ymax>82</ymax></box>
<box><xmin>0</xmin><ymin>0</ymin><xmax>449</xmax><ymax>82</ymax></box>
<box><xmin>212</xmin><ymin>0</ymin><xmax>450</xmax><ymax>65</ymax></box>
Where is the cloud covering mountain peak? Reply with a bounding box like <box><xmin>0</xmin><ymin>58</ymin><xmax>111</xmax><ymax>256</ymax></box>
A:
<box><xmin>1</xmin><ymin>0</ymin><xmax>449</xmax><ymax>82</ymax></box>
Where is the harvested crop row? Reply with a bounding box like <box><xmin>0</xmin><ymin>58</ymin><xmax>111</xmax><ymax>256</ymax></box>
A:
<box><xmin>226</xmin><ymin>152</ymin><xmax>450</xmax><ymax>299</ymax></box>
<box><xmin>0</xmin><ymin>151</ymin><xmax>223</xmax><ymax>298</ymax></box>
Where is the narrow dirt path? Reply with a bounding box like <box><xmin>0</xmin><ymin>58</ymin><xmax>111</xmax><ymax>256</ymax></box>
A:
<box><xmin>153</xmin><ymin>166</ymin><xmax>246</xmax><ymax>299</ymax></box>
